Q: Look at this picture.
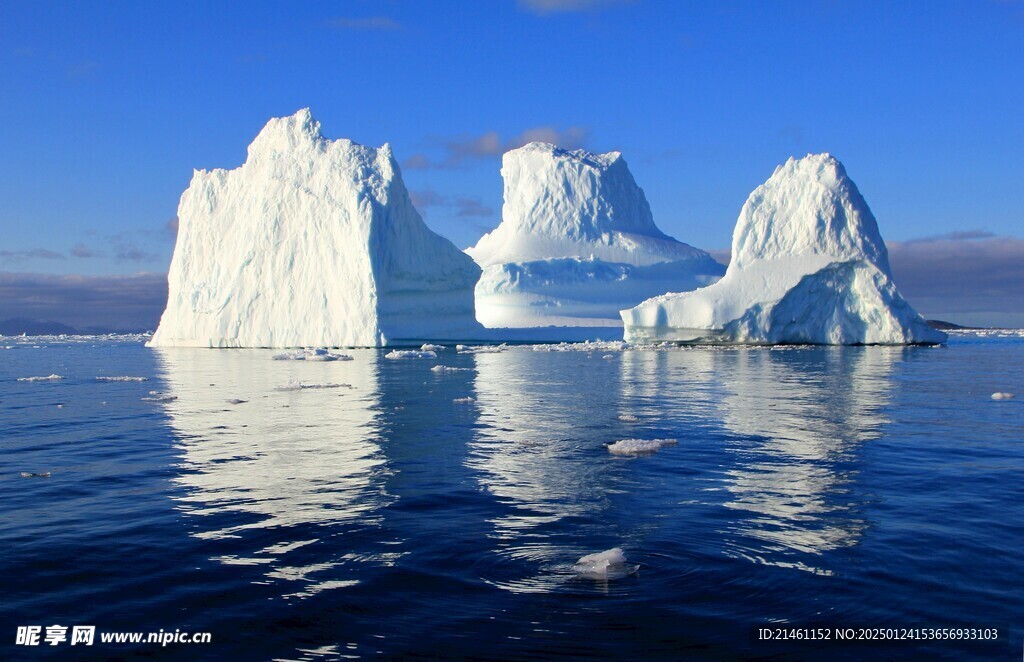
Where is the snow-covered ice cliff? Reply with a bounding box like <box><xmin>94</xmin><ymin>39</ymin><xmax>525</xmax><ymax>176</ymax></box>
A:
<box><xmin>620</xmin><ymin>153</ymin><xmax>946</xmax><ymax>345</ymax></box>
<box><xmin>149</xmin><ymin>109</ymin><xmax>482</xmax><ymax>348</ymax></box>
<box><xmin>466</xmin><ymin>143</ymin><xmax>724</xmax><ymax>328</ymax></box>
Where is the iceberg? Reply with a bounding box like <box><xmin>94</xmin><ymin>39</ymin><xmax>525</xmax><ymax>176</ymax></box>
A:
<box><xmin>149</xmin><ymin>109</ymin><xmax>483</xmax><ymax>348</ymax></box>
<box><xmin>466</xmin><ymin>143</ymin><xmax>725</xmax><ymax>328</ymax></box>
<box><xmin>621</xmin><ymin>154</ymin><xmax>946</xmax><ymax>345</ymax></box>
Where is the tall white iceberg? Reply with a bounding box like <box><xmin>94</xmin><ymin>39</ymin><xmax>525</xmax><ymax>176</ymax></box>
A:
<box><xmin>149</xmin><ymin>109</ymin><xmax>483</xmax><ymax>348</ymax></box>
<box><xmin>621</xmin><ymin>153</ymin><xmax>946</xmax><ymax>345</ymax></box>
<box><xmin>466</xmin><ymin>143</ymin><xmax>724</xmax><ymax>328</ymax></box>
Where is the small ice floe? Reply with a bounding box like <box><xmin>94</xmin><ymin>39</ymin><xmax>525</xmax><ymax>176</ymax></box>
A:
<box><xmin>607</xmin><ymin>438</ymin><xmax>677</xmax><ymax>456</ymax></box>
<box><xmin>277</xmin><ymin>380</ymin><xmax>349</xmax><ymax>391</ymax></box>
<box><xmin>20</xmin><ymin>471</ymin><xmax>51</xmax><ymax>478</ymax></box>
<box><xmin>991</xmin><ymin>392</ymin><xmax>1015</xmax><ymax>400</ymax></box>
<box><xmin>601</xmin><ymin>354</ymin><xmax>615</xmax><ymax>359</ymax></box>
<box><xmin>430</xmin><ymin>365</ymin><xmax>471</xmax><ymax>373</ymax></box>
<box><xmin>617</xmin><ymin>413</ymin><xmax>640</xmax><ymax>423</ymax></box>
<box><xmin>96</xmin><ymin>376</ymin><xmax>148</xmax><ymax>382</ymax></box>
<box><xmin>17</xmin><ymin>374</ymin><xmax>64</xmax><ymax>382</ymax></box>
<box><xmin>453</xmin><ymin>396</ymin><xmax>475</xmax><ymax>404</ymax></box>
<box><xmin>384</xmin><ymin>350</ymin><xmax>437</xmax><ymax>359</ymax></box>
<box><xmin>421</xmin><ymin>343</ymin><xmax>446</xmax><ymax>352</ymax></box>
<box><xmin>226</xmin><ymin>398</ymin><xmax>248</xmax><ymax>405</ymax></box>
<box><xmin>572</xmin><ymin>548</ymin><xmax>638</xmax><ymax>580</ymax></box>
<box><xmin>273</xmin><ymin>349</ymin><xmax>353</xmax><ymax>361</ymax></box>
<box><xmin>141</xmin><ymin>390</ymin><xmax>178</xmax><ymax>402</ymax></box>
<box><xmin>306</xmin><ymin>349</ymin><xmax>352</xmax><ymax>362</ymax></box>
<box><xmin>456</xmin><ymin>344</ymin><xmax>505</xmax><ymax>354</ymax></box>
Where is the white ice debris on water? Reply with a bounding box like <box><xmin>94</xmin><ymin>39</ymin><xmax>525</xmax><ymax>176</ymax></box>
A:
<box><xmin>572</xmin><ymin>548</ymin><xmax>638</xmax><ymax>579</ymax></box>
<box><xmin>141</xmin><ymin>391</ymin><xmax>178</xmax><ymax>402</ymax></box>
<box><xmin>20</xmin><ymin>471</ymin><xmax>51</xmax><ymax>478</ymax></box>
<box><xmin>276</xmin><ymin>380</ymin><xmax>350</xmax><ymax>391</ymax></box>
<box><xmin>456</xmin><ymin>344</ymin><xmax>506</xmax><ymax>354</ymax></box>
<box><xmin>148</xmin><ymin>109</ymin><xmax>482</xmax><ymax>349</ymax></box>
<box><xmin>452</xmin><ymin>397</ymin><xmax>476</xmax><ymax>404</ymax></box>
<box><xmin>991</xmin><ymin>392</ymin><xmax>1015</xmax><ymax>400</ymax></box>
<box><xmin>273</xmin><ymin>348</ymin><xmax>353</xmax><ymax>361</ymax></box>
<box><xmin>607</xmin><ymin>438</ymin><xmax>678</xmax><ymax>455</ymax></box>
<box><xmin>96</xmin><ymin>376</ymin><xmax>149</xmax><ymax>382</ymax></box>
<box><xmin>17</xmin><ymin>374</ymin><xmax>64</xmax><ymax>382</ymax></box>
<box><xmin>466</xmin><ymin>142</ymin><xmax>724</xmax><ymax>328</ymax></box>
<box><xmin>431</xmin><ymin>365</ymin><xmax>472</xmax><ymax>373</ymax></box>
<box><xmin>384</xmin><ymin>350</ymin><xmax>437</xmax><ymax>360</ymax></box>
<box><xmin>529</xmin><ymin>340</ymin><xmax>626</xmax><ymax>353</ymax></box>
<box><xmin>617</xmin><ymin>413</ymin><xmax>640</xmax><ymax>423</ymax></box>
<box><xmin>621</xmin><ymin>154</ymin><xmax>946</xmax><ymax>346</ymax></box>
<box><xmin>421</xmin><ymin>343</ymin><xmax>446</xmax><ymax>352</ymax></box>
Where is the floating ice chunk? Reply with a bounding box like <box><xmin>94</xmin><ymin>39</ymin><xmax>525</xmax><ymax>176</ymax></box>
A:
<box><xmin>617</xmin><ymin>413</ymin><xmax>640</xmax><ymax>423</ymax></box>
<box><xmin>431</xmin><ymin>365</ymin><xmax>472</xmax><ymax>373</ymax></box>
<box><xmin>453</xmin><ymin>396</ymin><xmax>475</xmax><ymax>404</ymax></box>
<box><xmin>607</xmin><ymin>438</ymin><xmax>678</xmax><ymax>455</ymax></box>
<box><xmin>384</xmin><ymin>350</ymin><xmax>437</xmax><ymax>359</ymax></box>
<box><xmin>456</xmin><ymin>344</ymin><xmax>505</xmax><ymax>354</ymax></box>
<box><xmin>602</xmin><ymin>354</ymin><xmax>614</xmax><ymax>359</ymax></box>
<box><xmin>20</xmin><ymin>471</ymin><xmax>51</xmax><ymax>478</ymax></box>
<box><xmin>277</xmin><ymin>380</ymin><xmax>350</xmax><ymax>391</ymax></box>
<box><xmin>991</xmin><ymin>392</ymin><xmax>1015</xmax><ymax>400</ymax></box>
<box><xmin>141</xmin><ymin>391</ymin><xmax>178</xmax><ymax>402</ymax></box>
<box><xmin>273</xmin><ymin>349</ymin><xmax>353</xmax><ymax>361</ymax></box>
<box><xmin>17</xmin><ymin>374</ymin><xmax>64</xmax><ymax>382</ymax></box>
<box><xmin>421</xmin><ymin>343</ymin><xmax>445</xmax><ymax>351</ymax></box>
<box><xmin>572</xmin><ymin>547</ymin><xmax>638</xmax><ymax>579</ymax></box>
<box><xmin>307</xmin><ymin>349</ymin><xmax>353</xmax><ymax>361</ymax></box>
<box><xmin>96</xmin><ymin>376</ymin><xmax>149</xmax><ymax>382</ymax></box>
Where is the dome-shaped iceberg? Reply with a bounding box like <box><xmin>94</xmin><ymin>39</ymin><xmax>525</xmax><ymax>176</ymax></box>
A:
<box><xmin>620</xmin><ymin>153</ymin><xmax>945</xmax><ymax>345</ymax></box>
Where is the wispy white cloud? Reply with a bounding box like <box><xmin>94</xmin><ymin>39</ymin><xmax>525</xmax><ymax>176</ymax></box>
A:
<box><xmin>71</xmin><ymin>243</ymin><xmax>103</xmax><ymax>259</ymax></box>
<box><xmin>517</xmin><ymin>0</ymin><xmax>635</xmax><ymax>15</ymax></box>
<box><xmin>404</xmin><ymin>126</ymin><xmax>591</xmax><ymax>169</ymax></box>
<box><xmin>0</xmin><ymin>248</ymin><xmax>66</xmax><ymax>262</ymax></box>
<box><xmin>409</xmin><ymin>188</ymin><xmax>494</xmax><ymax>220</ymax></box>
<box><xmin>326</xmin><ymin>16</ymin><xmax>401</xmax><ymax>31</ymax></box>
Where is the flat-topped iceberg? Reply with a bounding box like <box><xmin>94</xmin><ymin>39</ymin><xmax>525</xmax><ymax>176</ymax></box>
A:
<box><xmin>621</xmin><ymin>153</ymin><xmax>946</xmax><ymax>345</ymax></box>
<box><xmin>466</xmin><ymin>142</ymin><xmax>724</xmax><ymax>328</ymax></box>
<box><xmin>149</xmin><ymin>109</ymin><xmax>482</xmax><ymax>348</ymax></box>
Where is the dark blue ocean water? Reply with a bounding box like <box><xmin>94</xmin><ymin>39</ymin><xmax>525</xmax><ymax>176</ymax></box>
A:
<box><xmin>1</xmin><ymin>333</ymin><xmax>1022</xmax><ymax>660</ymax></box>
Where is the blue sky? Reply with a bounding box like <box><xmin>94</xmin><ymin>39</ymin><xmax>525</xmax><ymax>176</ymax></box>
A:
<box><xmin>1</xmin><ymin>0</ymin><xmax>1022</xmax><ymax>327</ymax></box>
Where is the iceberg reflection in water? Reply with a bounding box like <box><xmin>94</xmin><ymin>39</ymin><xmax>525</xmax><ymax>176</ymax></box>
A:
<box><xmin>4</xmin><ymin>336</ymin><xmax>1021</xmax><ymax>658</ymax></box>
<box><xmin>716</xmin><ymin>347</ymin><xmax>894</xmax><ymax>573</ymax></box>
<box><xmin>153</xmin><ymin>348</ymin><xmax>397</xmax><ymax>598</ymax></box>
<box><xmin>466</xmin><ymin>349</ymin><xmax>629</xmax><ymax>594</ymax></box>
<box><xmin>154</xmin><ymin>344</ymin><xmax>898</xmax><ymax>592</ymax></box>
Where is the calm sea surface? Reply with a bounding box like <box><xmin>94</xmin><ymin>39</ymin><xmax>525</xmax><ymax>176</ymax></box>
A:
<box><xmin>1</xmin><ymin>332</ymin><xmax>1022</xmax><ymax>660</ymax></box>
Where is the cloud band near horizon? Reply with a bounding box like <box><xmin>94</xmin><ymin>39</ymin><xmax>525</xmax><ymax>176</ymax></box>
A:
<box><xmin>1</xmin><ymin>233</ymin><xmax>1021</xmax><ymax>331</ymax></box>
